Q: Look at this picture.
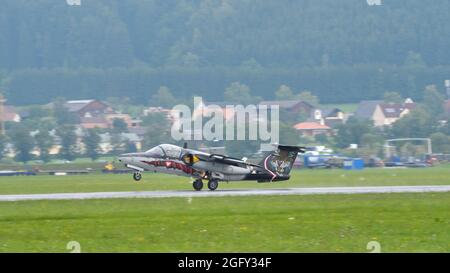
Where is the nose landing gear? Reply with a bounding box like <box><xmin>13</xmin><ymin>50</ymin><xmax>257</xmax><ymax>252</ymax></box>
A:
<box><xmin>133</xmin><ymin>172</ymin><xmax>142</xmax><ymax>182</ymax></box>
<box><xmin>193</xmin><ymin>179</ymin><xmax>204</xmax><ymax>191</ymax></box>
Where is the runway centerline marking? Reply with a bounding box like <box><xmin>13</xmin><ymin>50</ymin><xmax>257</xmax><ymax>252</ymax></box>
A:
<box><xmin>0</xmin><ymin>185</ymin><xmax>450</xmax><ymax>201</ymax></box>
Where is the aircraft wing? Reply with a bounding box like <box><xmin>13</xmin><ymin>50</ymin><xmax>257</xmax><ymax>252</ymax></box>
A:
<box><xmin>193</xmin><ymin>153</ymin><xmax>262</xmax><ymax>168</ymax></box>
<box><xmin>183</xmin><ymin>144</ymin><xmax>306</xmax><ymax>169</ymax></box>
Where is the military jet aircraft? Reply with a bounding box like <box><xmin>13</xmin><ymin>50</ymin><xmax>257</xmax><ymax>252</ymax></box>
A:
<box><xmin>118</xmin><ymin>144</ymin><xmax>304</xmax><ymax>191</ymax></box>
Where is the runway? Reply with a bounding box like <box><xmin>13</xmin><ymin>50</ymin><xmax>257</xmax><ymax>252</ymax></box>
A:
<box><xmin>1</xmin><ymin>185</ymin><xmax>450</xmax><ymax>202</ymax></box>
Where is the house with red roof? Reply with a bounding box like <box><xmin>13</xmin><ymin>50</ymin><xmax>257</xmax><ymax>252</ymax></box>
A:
<box><xmin>293</xmin><ymin>121</ymin><xmax>332</xmax><ymax>137</ymax></box>
<box><xmin>1</xmin><ymin>106</ymin><xmax>21</xmax><ymax>123</ymax></box>
<box><xmin>64</xmin><ymin>100</ymin><xmax>115</xmax><ymax>119</ymax></box>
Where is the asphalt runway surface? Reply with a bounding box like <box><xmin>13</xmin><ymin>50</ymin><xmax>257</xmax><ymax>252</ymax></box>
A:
<box><xmin>0</xmin><ymin>185</ymin><xmax>450</xmax><ymax>201</ymax></box>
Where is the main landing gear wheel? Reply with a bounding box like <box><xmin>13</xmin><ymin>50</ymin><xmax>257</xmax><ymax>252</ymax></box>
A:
<box><xmin>133</xmin><ymin>172</ymin><xmax>142</xmax><ymax>182</ymax></box>
<box><xmin>208</xmin><ymin>179</ymin><xmax>219</xmax><ymax>191</ymax></box>
<box><xmin>193</xmin><ymin>179</ymin><xmax>204</xmax><ymax>191</ymax></box>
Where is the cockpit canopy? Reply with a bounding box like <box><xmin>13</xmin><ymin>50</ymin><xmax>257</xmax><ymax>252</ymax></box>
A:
<box><xmin>145</xmin><ymin>144</ymin><xmax>183</xmax><ymax>159</ymax></box>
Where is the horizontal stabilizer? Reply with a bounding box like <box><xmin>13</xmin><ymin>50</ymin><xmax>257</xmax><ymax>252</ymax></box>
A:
<box><xmin>275</xmin><ymin>144</ymin><xmax>306</xmax><ymax>153</ymax></box>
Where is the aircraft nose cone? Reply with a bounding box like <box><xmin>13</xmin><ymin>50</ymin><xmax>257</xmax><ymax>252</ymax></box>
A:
<box><xmin>118</xmin><ymin>154</ymin><xmax>129</xmax><ymax>163</ymax></box>
<box><xmin>118</xmin><ymin>153</ymin><xmax>142</xmax><ymax>164</ymax></box>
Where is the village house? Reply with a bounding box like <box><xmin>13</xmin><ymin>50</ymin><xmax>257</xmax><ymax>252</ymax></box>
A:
<box><xmin>293</xmin><ymin>121</ymin><xmax>332</xmax><ymax>137</ymax></box>
<box><xmin>0</xmin><ymin>93</ymin><xmax>20</xmax><ymax>124</ymax></box>
<box><xmin>48</xmin><ymin>100</ymin><xmax>141</xmax><ymax>130</ymax></box>
<box><xmin>354</xmin><ymin>98</ymin><xmax>416</xmax><ymax>127</ymax></box>
<box><xmin>311</xmin><ymin>107</ymin><xmax>346</xmax><ymax>127</ymax></box>
<box><xmin>259</xmin><ymin>100</ymin><xmax>315</xmax><ymax>116</ymax></box>
<box><xmin>45</xmin><ymin>99</ymin><xmax>112</xmax><ymax>129</ymax></box>
<box><xmin>63</xmin><ymin>100</ymin><xmax>115</xmax><ymax>119</ymax></box>
<box><xmin>1</xmin><ymin>105</ymin><xmax>21</xmax><ymax>123</ymax></box>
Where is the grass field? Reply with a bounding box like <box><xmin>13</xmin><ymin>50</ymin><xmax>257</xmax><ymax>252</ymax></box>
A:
<box><xmin>0</xmin><ymin>166</ymin><xmax>450</xmax><ymax>194</ymax></box>
<box><xmin>1</xmin><ymin>166</ymin><xmax>449</xmax><ymax>253</ymax></box>
<box><xmin>0</xmin><ymin>193</ymin><xmax>449</xmax><ymax>252</ymax></box>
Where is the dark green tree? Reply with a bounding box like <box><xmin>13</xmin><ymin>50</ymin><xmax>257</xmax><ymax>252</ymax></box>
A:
<box><xmin>141</xmin><ymin>112</ymin><xmax>173</xmax><ymax>149</ymax></box>
<box><xmin>390</xmin><ymin>107</ymin><xmax>434</xmax><ymax>138</ymax></box>
<box><xmin>423</xmin><ymin>85</ymin><xmax>445</xmax><ymax>118</ymax></box>
<box><xmin>125</xmin><ymin>141</ymin><xmax>137</xmax><ymax>153</ymax></box>
<box><xmin>150</xmin><ymin>86</ymin><xmax>177</xmax><ymax>108</ymax></box>
<box><xmin>430</xmin><ymin>132</ymin><xmax>450</xmax><ymax>154</ymax></box>
<box><xmin>0</xmin><ymin>134</ymin><xmax>7</xmax><ymax>160</ymax></box>
<box><xmin>314</xmin><ymin>134</ymin><xmax>330</xmax><ymax>145</ymax></box>
<box><xmin>279</xmin><ymin>122</ymin><xmax>301</xmax><ymax>145</ymax></box>
<box><xmin>383</xmin><ymin>91</ymin><xmax>403</xmax><ymax>103</ymax></box>
<box><xmin>224</xmin><ymin>82</ymin><xmax>261</xmax><ymax>105</ymax></box>
<box><xmin>110</xmin><ymin>133</ymin><xmax>125</xmax><ymax>156</ymax></box>
<box><xmin>52</xmin><ymin>98</ymin><xmax>76</xmax><ymax>125</ymax></box>
<box><xmin>112</xmin><ymin>118</ymin><xmax>128</xmax><ymax>133</ymax></box>
<box><xmin>35</xmin><ymin>130</ymin><xmax>54</xmax><ymax>163</ymax></box>
<box><xmin>27</xmin><ymin>105</ymin><xmax>52</xmax><ymax>119</ymax></box>
<box><xmin>360</xmin><ymin>133</ymin><xmax>384</xmax><ymax>150</ymax></box>
<box><xmin>296</xmin><ymin>91</ymin><xmax>319</xmax><ymax>106</ymax></box>
<box><xmin>9</xmin><ymin>126</ymin><xmax>34</xmax><ymax>163</ymax></box>
<box><xmin>334</xmin><ymin>117</ymin><xmax>374</xmax><ymax>149</ymax></box>
<box><xmin>275</xmin><ymin>85</ymin><xmax>295</xmax><ymax>100</ymax></box>
<box><xmin>83</xmin><ymin>129</ymin><xmax>101</xmax><ymax>161</ymax></box>
<box><xmin>56</xmin><ymin>125</ymin><xmax>77</xmax><ymax>161</ymax></box>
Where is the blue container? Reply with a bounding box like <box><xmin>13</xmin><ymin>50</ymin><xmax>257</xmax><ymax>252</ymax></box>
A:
<box><xmin>343</xmin><ymin>158</ymin><xmax>365</xmax><ymax>170</ymax></box>
<box><xmin>353</xmin><ymin>159</ymin><xmax>365</xmax><ymax>170</ymax></box>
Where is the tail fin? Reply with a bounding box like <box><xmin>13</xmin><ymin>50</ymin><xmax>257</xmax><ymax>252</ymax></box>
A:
<box><xmin>259</xmin><ymin>145</ymin><xmax>305</xmax><ymax>178</ymax></box>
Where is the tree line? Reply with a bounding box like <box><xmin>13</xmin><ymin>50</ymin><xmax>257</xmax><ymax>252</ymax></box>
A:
<box><xmin>0</xmin><ymin>102</ymin><xmax>139</xmax><ymax>163</ymax></box>
<box><xmin>4</xmin><ymin>65</ymin><xmax>450</xmax><ymax>105</ymax></box>
<box><xmin>1</xmin><ymin>0</ymin><xmax>450</xmax><ymax>104</ymax></box>
<box><xmin>1</xmin><ymin>0</ymin><xmax>450</xmax><ymax>69</ymax></box>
